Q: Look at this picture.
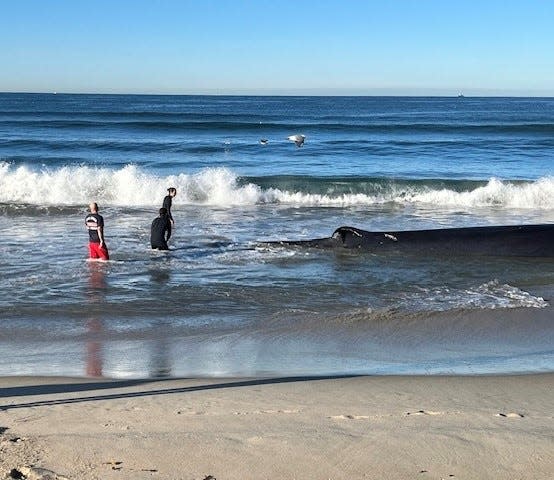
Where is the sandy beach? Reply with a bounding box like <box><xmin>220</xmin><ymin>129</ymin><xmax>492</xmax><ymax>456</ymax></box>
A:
<box><xmin>1</xmin><ymin>374</ymin><xmax>552</xmax><ymax>479</ymax></box>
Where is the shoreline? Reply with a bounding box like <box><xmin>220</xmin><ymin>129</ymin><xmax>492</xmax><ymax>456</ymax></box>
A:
<box><xmin>1</xmin><ymin>373</ymin><xmax>553</xmax><ymax>479</ymax></box>
<box><xmin>3</xmin><ymin>304</ymin><xmax>553</xmax><ymax>378</ymax></box>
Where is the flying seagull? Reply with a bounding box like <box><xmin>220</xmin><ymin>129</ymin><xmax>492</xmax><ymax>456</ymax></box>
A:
<box><xmin>287</xmin><ymin>134</ymin><xmax>306</xmax><ymax>147</ymax></box>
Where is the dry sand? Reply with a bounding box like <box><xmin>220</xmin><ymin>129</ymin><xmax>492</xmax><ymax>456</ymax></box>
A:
<box><xmin>1</xmin><ymin>374</ymin><xmax>553</xmax><ymax>479</ymax></box>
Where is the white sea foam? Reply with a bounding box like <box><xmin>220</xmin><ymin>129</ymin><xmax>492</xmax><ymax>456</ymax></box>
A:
<box><xmin>0</xmin><ymin>163</ymin><xmax>260</xmax><ymax>207</ymax></box>
<box><xmin>408</xmin><ymin>177</ymin><xmax>554</xmax><ymax>209</ymax></box>
<box><xmin>0</xmin><ymin>162</ymin><xmax>553</xmax><ymax>209</ymax></box>
<box><xmin>407</xmin><ymin>280</ymin><xmax>548</xmax><ymax>310</ymax></box>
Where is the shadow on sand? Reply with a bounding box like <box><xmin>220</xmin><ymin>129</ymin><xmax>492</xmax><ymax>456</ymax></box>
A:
<box><xmin>0</xmin><ymin>375</ymin><xmax>358</xmax><ymax>411</ymax></box>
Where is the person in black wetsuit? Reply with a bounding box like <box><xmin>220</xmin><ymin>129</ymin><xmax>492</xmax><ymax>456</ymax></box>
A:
<box><xmin>162</xmin><ymin>187</ymin><xmax>177</xmax><ymax>225</ymax></box>
<box><xmin>151</xmin><ymin>207</ymin><xmax>172</xmax><ymax>250</ymax></box>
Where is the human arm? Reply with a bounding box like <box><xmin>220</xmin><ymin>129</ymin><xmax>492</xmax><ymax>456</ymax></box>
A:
<box><xmin>163</xmin><ymin>196</ymin><xmax>175</xmax><ymax>225</ymax></box>
<box><xmin>97</xmin><ymin>225</ymin><xmax>106</xmax><ymax>247</ymax></box>
<box><xmin>97</xmin><ymin>215</ymin><xmax>106</xmax><ymax>246</ymax></box>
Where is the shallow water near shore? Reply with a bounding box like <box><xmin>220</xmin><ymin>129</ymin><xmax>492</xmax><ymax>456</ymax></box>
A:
<box><xmin>0</xmin><ymin>94</ymin><xmax>553</xmax><ymax>377</ymax></box>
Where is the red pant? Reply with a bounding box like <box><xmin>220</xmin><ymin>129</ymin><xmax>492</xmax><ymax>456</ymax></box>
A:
<box><xmin>88</xmin><ymin>242</ymin><xmax>109</xmax><ymax>260</ymax></box>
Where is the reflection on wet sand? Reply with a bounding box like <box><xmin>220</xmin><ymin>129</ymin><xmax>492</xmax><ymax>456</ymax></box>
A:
<box><xmin>84</xmin><ymin>261</ymin><xmax>177</xmax><ymax>378</ymax></box>
<box><xmin>86</xmin><ymin>318</ymin><xmax>103</xmax><ymax>377</ymax></box>
<box><xmin>148</xmin><ymin>265</ymin><xmax>173</xmax><ymax>378</ymax></box>
<box><xmin>149</xmin><ymin>321</ymin><xmax>172</xmax><ymax>378</ymax></box>
<box><xmin>86</xmin><ymin>262</ymin><xmax>107</xmax><ymax>377</ymax></box>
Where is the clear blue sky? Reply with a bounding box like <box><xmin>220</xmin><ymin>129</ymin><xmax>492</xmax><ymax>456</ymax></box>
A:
<box><xmin>2</xmin><ymin>0</ymin><xmax>553</xmax><ymax>95</ymax></box>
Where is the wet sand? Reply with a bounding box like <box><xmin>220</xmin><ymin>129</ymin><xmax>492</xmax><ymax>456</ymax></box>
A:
<box><xmin>3</xmin><ymin>305</ymin><xmax>554</xmax><ymax>378</ymax></box>
<box><xmin>1</xmin><ymin>374</ymin><xmax>553</xmax><ymax>479</ymax></box>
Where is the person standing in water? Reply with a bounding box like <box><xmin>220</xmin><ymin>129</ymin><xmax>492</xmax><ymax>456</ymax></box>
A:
<box><xmin>163</xmin><ymin>187</ymin><xmax>177</xmax><ymax>225</ymax></box>
<box><xmin>85</xmin><ymin>202</ymin><xmax>109</xmax><ymax>260</ymax></box>
<box><xmin>151</xmin><ymin>207</ymin><xmax>172</xmax><ymax>250</ymax></box>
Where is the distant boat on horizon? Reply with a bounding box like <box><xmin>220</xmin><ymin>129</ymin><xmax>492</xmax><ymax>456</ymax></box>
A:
<box><xmin>457</xmin><ymin>93</ymin><xmax>465</xmax><ymax>98</ymax></box>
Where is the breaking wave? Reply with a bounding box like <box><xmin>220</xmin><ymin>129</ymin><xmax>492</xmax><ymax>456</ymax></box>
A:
<box><xmin>0</xmin><ymin>162</ymin><xmax>553</xmax><ymax>209</ymax></box>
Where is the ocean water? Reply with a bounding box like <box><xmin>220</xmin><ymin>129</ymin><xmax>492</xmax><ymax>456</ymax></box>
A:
<box><xmin>0</xmin><ymin>93</ymin><xmax>553</xmax><ymax>378</ymax></box>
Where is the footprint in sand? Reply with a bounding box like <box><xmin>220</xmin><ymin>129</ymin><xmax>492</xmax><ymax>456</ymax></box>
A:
<box><xmin>405</xmin><ymin>410</ymin><xmax>443</xmax><ymax>416</ymax></box>
<box><xmin>330</xmin><ymin>411</ymin><xmax>447</xmax><ymax>420</ymax></box>
<box><xmin>329</xmin><ymin>414</ymin><xmax>371</xmax><ymax>420</ymax></box>
<box><xmin>496</xmin><ymin>412</ymin><xmax>524</xmax><ymax>418</ymax></box>
<box><xmin>103</xmin><ymin>461</ymin><xmax>123</xmax><ymax>471</ymax></box>
<box><xmin>419</xmin><ymin>471</ymin><xmax>455</xmax><ymax>478</ymax></box>
<box><xmin>259</xmin><ymin>409</ymin><xmax>299</xmax><ymax>414</ymax></box>
<box><xmin>233</xmin><ymin>409</ymin><xmax>300</xmax><ymax>416</ymax></box>
<box><xmin>11</xmin><ymin>466</ymin><xmax>69</xmax><ymax>479</ymax></box>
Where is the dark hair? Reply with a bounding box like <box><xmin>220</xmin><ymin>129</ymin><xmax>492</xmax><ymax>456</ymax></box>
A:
<box><xmin>167</xmin><ymin>187</ymin><xmax>177</xmax><ymax>194</ymax></box>
<box><xmin>159</xmin><ymin>207</ymin><xmax>168</xmax><ymax>216</ymax></box>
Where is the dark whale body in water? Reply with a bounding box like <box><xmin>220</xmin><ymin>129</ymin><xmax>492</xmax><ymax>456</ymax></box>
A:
<box><xmin>268</xmin><ymin>224</ymin><xmax>554</xmax><ymax>257</ymax></box>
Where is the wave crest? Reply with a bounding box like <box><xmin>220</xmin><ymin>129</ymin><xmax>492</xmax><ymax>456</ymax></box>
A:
<box><xmin>0</xmin><ymin>163</ymin><xmax>261</xmax><ymax>207</ymax></box>
<box><xmin>0</xmin><ymin>162</ymin><xmax>552</xmax><ymax>209</ymax></box>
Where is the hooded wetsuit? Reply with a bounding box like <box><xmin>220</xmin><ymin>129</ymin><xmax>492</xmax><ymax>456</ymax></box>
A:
<box><xmin>162</xmin><ymin>195</ymin><xmax>174</xmax><ymax>223</ymax></box>
<box><xmin>151</xmin><ymin>214</ymin><xmax>172</xmax><ymax>250</ymax></box>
